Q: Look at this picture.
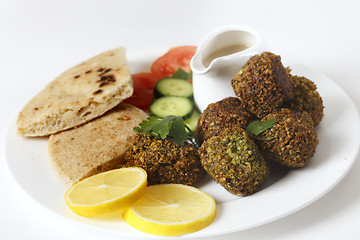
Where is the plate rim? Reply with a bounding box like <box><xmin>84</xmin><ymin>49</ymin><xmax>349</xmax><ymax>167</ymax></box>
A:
<box><xmin>3</xmin><ymin>49</ymin><xmax>360</xmax><ymax>238</ymax></box>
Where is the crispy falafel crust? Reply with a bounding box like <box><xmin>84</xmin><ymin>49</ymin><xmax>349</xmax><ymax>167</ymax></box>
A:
<box><xmin>195</xmin><ymin>97</ymin><xmax>254</xmax><ymax>143</ymax></box>
<box><xmin>285</xmin><ymin>75</ymin><xmax>324</xmax><ymax>125</ymax></box>
<box><xmin>231</xmin><ymin>52</ymin><xmax>292</xmax><ymax>118</ymax></box>
<box><xmin>124</xmin><ymin>132</ymin><xmax>206</xmax><ymax>186</ymax></box>
<box><xmin>257</xmin><ymin>108</ymin><xmax>319</xmax><ymax>168</ymax></box>
<box><xmin>199</xmin><ymin>127</ymin><xmax>269</xmax><ymax>196</ymax></box>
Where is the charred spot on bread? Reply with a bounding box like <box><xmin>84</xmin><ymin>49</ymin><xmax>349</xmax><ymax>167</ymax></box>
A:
<box><xmin>99</xmin><ymin>82</ymin><xmax>110</xmax><ymax>87</ymax></box>
<box><xmin>93</xmin><ymin>89</ymin><xmax>103</xmax><ymax>95</ymax></box>
<box><xmin>102</xmin><ymin>68</ymin><xmax>112</xmax><ymax>74</ymax></box>
<box><xmin>97</xmin><ymin>75</ymin><xmax>116</xmax><ymax>88</ymax></box>
<box><xmin>97</xmin><ymin>68</ymin><xmax>112</xmax><ymax>75</ymax></box>
<box><xmin>99</xmin><ymin>75</ymin><xmax>116</xmax><ymax>83</ymax></box>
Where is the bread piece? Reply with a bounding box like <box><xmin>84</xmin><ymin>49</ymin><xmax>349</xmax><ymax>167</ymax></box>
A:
<box><xmin>17</xmin><ymin>47</ymin><xmax>133</xmax><ymax>136</ymax></box>
<box><xmin>48</xmin><ymin>103</ymin><xmax>148</xmax><ymax>184</ymax></box>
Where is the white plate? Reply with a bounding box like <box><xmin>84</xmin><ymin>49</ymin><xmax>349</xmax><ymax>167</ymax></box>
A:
<box><xmin>4</xmin><ymin>49</ymin><xmax>360</xmax><ymax>239</ymax></box>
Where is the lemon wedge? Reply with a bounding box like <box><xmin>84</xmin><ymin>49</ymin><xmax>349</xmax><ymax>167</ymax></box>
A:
<box><xmin>123</xmin><ymin>184</ymin><xmax>216</xmax><ymax>236</ymax></box>
<box><xmin>65</xmin><ymin>167</ymin><xmax>147</xmax><ymax>217</ymax></box>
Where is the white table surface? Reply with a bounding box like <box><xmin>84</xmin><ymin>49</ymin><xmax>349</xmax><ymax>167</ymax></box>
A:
<box><xmin>1</xmin><ymin>0</ymin><xmax>360</xmax><ymax>239</ymax></box>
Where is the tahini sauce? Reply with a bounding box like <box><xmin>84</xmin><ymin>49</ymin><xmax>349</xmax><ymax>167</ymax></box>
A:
<box><xmin>202</xmin><ymin>44</ymin><xmax>250</xmax><ymax>67</ymax></box>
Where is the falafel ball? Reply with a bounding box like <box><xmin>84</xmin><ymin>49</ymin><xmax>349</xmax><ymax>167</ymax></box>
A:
<box><xmin>231</xmin><ymin>51</ymin><xmax>293</xmax><ymax>118</ymax></box>
<box><xmin>285</xmin><ymin>75</ymin><xmax>324</xmax><ymax>125</ymax></box>
<box><xmin>257</xmin><ymin>108</ymin><xmax>318</xmax><ymax>168</ymax></box>
<box><xmin>124</xmin><ymin>132</ymin><xmax>206</xmax><ymax>186</ymax></box>
<box><xmin>195</xmin><ymin>97</ymin><xmax>254</xmax><ymax>143</ymax></box>
<box><xmin>199</xmin><ymin>126</ymin><xmax>269</xmax><ymax>196</ymax></box>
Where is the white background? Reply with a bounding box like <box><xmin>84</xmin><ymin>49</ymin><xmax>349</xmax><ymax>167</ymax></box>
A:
<box><xmin>1</xmin><ymin>0</ymin><xmax>360</xmax><ymax>239</ymax></box>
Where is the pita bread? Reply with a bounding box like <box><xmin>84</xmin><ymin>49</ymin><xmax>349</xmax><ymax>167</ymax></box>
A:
<box><xmin>17</xmin><ymin>47</ymin><xmax>133</xmax><ymax>137</ymax></box>
<box><xmin>48</xmin><ymin>103</ymin><xmax>148</xmax><ymax>184</ymax></box>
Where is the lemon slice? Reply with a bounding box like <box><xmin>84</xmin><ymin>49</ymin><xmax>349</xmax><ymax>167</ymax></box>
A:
<box><xmin>65</xmin><ymin>167</ymin><xmax>147</xmax><ymax>217</ymax></box>
<box><xmin>123</xmin><ymin>184</ymin><xmax>216</xmax><ymax>236</ymax></box>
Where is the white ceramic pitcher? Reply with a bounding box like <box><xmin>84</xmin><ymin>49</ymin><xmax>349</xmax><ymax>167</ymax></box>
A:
<box><xmin>190</xmin><ymin>26</ymin><xmax>267</xmax><ymax>112</ymax></box>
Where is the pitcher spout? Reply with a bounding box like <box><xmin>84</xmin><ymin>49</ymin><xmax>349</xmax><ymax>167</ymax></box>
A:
<box><xmin>190</xmin><ymin>51</ymin><xmax>211</xmax><ymax>75</ymax></box>
<box><xmin>190</xmin><ymin>25</ymin><xmax>268</xmax><ymax>112</ymax></box>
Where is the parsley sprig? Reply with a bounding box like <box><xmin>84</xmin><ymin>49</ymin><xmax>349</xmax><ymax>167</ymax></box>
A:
<box><xmin>134</xmin><ymin>115</ymin><xmax>200</xmax><ymax>147</ymax></box>
<box><xmin>246</xmin><ymin>119</ymin><xmax>277</xmax><ymax>140</ymax></box>
<box><xmin>172</xmin><ymin>68</ymin><xmax>192</xmax><ymax>80</ymax></box>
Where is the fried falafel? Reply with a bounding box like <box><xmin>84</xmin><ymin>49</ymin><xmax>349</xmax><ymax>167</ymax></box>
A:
<box><xmin>124</xmin><ymin>132</ymin><xmax>206</xmax><ymax>185</ymax></box>
<box><xmin>231</xmin><ymin>52</ymin><xmax>293</xmax><ymax>118</ymax></box>
<box><xmin>257</xmin><ymin>108</ymin><xmax>318</xmax><ymax>168</ymax></box>
<box><xmin>199</xmin><ymin>126</ymin><xmax>269</xmax><ymax>196</ymax></box>
<box><xmin>195</xmin><ymin>97</ymin><xmax>254</xmax><ymax>143</ymax></box>
<box><xmin>285</xmin><ymin>75</ymin><xmax>324</xmax><ymax>125</ymax></box>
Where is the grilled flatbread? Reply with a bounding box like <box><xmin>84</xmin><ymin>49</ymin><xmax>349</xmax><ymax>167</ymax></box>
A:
<box><xmin>48</xmin><ymin>103</ymin><xmax>148</xmax><ymax>184</ymax></box>
<box><xmin>17</xmin><ymin>47</ymin><xmax>133</xmax><ymax>136</ymax></box>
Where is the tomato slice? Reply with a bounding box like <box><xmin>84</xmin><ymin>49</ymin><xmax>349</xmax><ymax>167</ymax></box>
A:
<box><xmin>150</xmin><ymin>46</ymin><xmax>197</xmax><ymax>78</ymax></box>
<box><xmin>123</xmin><ymin>72</ymin><xmax>162</xmax><ymax>112</ymax></box>
<box><xmin>125</xmin><ymin>46</ymin><xmax>197</xmax><ymax>112</ymax></box>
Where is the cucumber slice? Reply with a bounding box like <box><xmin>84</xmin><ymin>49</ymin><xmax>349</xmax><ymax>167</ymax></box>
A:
<box><xmin>149</xmin><ymin>96</ymin><xmax>194</xmax><ymax>119</ymax></box>
<box><xmin>184</xmin><ymin>109</ymin><xmax>201</xmax><ymax>132</ymax></box>
<box><xmin>154</xmin><ymin>78</ymin><xmax>193</xmax><ymax>98</ymax></box>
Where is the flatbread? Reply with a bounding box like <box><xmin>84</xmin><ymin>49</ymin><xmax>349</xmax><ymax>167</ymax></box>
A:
<box><xmin>17</xmin><ymin>47</ymin><xmax>133</xmax><ymax>136</ymax></box>
<box><xmin>48</xmin><ymin>103</ymin><xmax>148</xmax><ymax>184</ymax></box>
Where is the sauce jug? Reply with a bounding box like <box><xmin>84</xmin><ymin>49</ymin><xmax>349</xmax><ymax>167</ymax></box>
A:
<box><xmin>190</xmin><ymin>26</ymin><xmax>267</xmax><ymax>112</ymax></box>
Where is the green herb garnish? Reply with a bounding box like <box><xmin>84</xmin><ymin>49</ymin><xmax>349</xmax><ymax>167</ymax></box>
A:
<box><xmin>246</xmin><ymin>119</ymin><xmax>276</xmax><ymax>140</ymax></box>
<box><xmin>172</xmin><ymin>68</ymin><xmax>192</xmax><ymax>80</ymax></box>
<box><xmin>134</xmin><ymin>115</ymin><xmax>200</xmax><ymax>147</ymax></box>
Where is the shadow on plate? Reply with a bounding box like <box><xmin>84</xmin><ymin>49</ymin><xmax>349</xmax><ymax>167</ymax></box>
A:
<box><xmin>257</xmin><ymin>161</ymin><xmax>291</xmax><ymax>191</ymax></box>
